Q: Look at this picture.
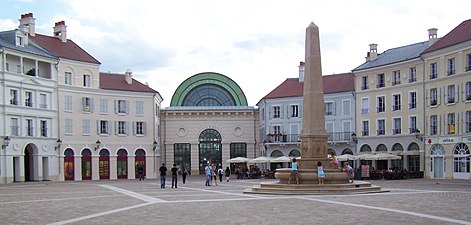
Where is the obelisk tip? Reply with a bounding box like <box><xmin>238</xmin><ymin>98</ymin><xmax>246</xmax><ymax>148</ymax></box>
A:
<box><xmin>308</xmin><ymin>22</ymin><xmax>318</xmax><ymax>28</ymax></box>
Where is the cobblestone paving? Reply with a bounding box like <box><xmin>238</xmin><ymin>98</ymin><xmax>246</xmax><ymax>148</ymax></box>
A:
<box><xmin>0</xmin><ymin>177</ymin><xmax>470</xmax><ymax>225</ymax></box>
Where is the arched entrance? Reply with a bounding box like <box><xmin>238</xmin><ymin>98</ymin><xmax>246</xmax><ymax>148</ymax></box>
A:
<box><xmin>117</xmin><ymin>149</ymin><xmax>128</xmax><ymax>179</ymax></box>
<box><xmin>198</xmin><ymin>129</ymin><xmax>222</xmax><ymax>174</ymax></box>
<box><xmin>270</xmin><ymin>150</ymin><xmax>284</xmax><ymax>171</ymax></box>
<box><xmin>81</xmin><ymin>149</ymin><xmax>92</xmax><ymax>180</ymax></box>
<box><xmin>135</xmin><ymin>149</ymin><xmax>146</xmax><ymax>179</ymax></box>
<box><xmin>24</xmin><ymin>144</ymin><xmax>35</xmax><ymax>181</ymax></box>
<box><xmin>375</xmin><ymin>144</ymin><xmax>388</xmax><ymax>170</ymax></box>
<box><xmin>288</xmin><ymin>149</ymin><xmax>300</xmax><ymax>157</ymax></box>
<box><xmin>99</xmin><ymin>149</ymin><xmax>110</xmax><ymax>180</ymax></box>
<box><xmin>453</xmin><ymin>143</ymin><xmax>470</xmax><ymax>179</ymax></box>
<box><xmin>430</xmin><ymin>144</ymin><xmax>445</xmax><ymax>179</ymax></box>
<box><xmin>64</xmin><ymin>149</ymin><xmax>74</xmax><ymax>181</ymax></box>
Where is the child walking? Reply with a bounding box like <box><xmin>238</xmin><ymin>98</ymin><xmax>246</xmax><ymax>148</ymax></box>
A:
<box><xmin>317</xmin><ymin>161</ymin><xmax>325</xmax><ymax>185</ymax></box>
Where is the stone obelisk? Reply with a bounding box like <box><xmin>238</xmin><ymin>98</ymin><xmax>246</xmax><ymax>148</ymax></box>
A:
<box><xmin>298</xmin><ymin>22</ymin><xmax>330</xmax><ymax>169</ymax></box>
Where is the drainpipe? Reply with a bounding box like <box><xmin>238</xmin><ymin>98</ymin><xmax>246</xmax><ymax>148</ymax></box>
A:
<box><xmin>1</xmin><ymin>47</ymin><xmax>5</xmax><ymax>178</ymax></box>
<box><xmin>420</xmin><ymin>55</ymin><xmax>427</xmax><ymax>176</ymax></box>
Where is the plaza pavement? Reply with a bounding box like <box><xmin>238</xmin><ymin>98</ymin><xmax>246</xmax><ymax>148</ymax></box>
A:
<box><xmin>0</xmin><ymin>175</ymin><xmax>470</xmax><ymax>225</ymax></box>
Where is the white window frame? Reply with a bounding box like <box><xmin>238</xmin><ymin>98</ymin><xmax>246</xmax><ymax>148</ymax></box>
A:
<box><xmin>83</xmin><ymin>74</ymin><xmax>91</xmax><ymax>87</ymax></box>
<box><xmin>362</xmin><ymin>120</ymin><xmax>369</xmax><ymax>136</ymax></box>
<box><xmin>342</xmin><ymin>99</ymin><xmax>351</xmax><ymax>116</ymax></box>
<box><xmin>447</xmin><ymin>58</ymin><xmax>455</xmax><ymax>75</ymax></box>
<box><xmin>392</xmin><ymin>94</ymin><xmax>401</xmax><ymax>111</ymax></box>
<box><xmin>10</xmin><ymin>118</ymin><xmax>19</xmax><ymax>136</ymax></box>
<box><xmin>447</xmin><ymin>113</ymin><xmax>456</xmax><ymax>135</ymax></box>
<box><xmin>136</xmin><ymin>101</ymin><xmax>144</xmax><ymax>116</ymax></box>
<box><xmin>392</xmin><ymin>70</ymin><xmax>401</xmax><ymax>85</ymax></box>
<box><xmin>82</xmin><ymin>119</ymin><xmax>91</xmax><ymax>135</ymax></box>
<box><xmin>65</xmin><ymin>118</ymin><xmax>73</xmax><ymax>135</ymax></box>
<box><xmin>65</xmin><ymin>72</ymin><xmax>72</xmax><ymax>85</ymax></box>
<box><xmin>100</xmin><ymin>99</ymin><xmax>108</xmax><ymax>114</ymax></box>
<box><xmin>409</xmin><ymin>116</ymin><xmax>417</xmax><ymax>134</ymax></box>
<box><xmin>361</xmin><ymin>97</ymin><xmax>369</xmax><ymax>114</ymax></box>
<box><xmin>25</xmin><ymin>91</ymin><xmax>33</xmax><ymax>107</ymax></box>
<box><xmin>64</xmin><ymin>95</ymin><xmax>72</xmax><ymax>112</ymax></box>
<box><xmin>377</xmin><ymin>96</ymin><xmax>385</xmax><ymax>113</ymax></box>
<box><xmin>290</xmin><ymin>104</ymin><xmax>299</xmax><ymax>118</ymax></box>
<box><xmin>273</xmin><ymin>106</ymin><xmax>281</xmax><ymax>118</ymax></box>
<box><xmin>377</xmin><ymin>119</ymin><xmax>385</xmax><ymax>135</ymax></box>
<box><xmin>325</xmin><ymin>102</ymin><xmax>334</xmax><ymax>116</ymax></box>
<box><xmin>393</xmin><ymin>117</ymin><xmax>402</xmax><ymax>135</ymax></box>
<box><xmin>409</xmin><ymin>67</ymin><xmax>416</xmax><ymax>83</ymax></box>
<box><xmin>409</xmin><ymin>91</ymin><xmax>417</xmax><ymax>109</ymax></box>
<box><xmin>40</xmin><ymin>120</ymin><xmax>48</xmax><ymax>137</ymax></box>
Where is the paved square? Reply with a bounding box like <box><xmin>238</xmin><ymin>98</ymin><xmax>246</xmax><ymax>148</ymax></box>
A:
<box><xmin>0</xmin><ymin>176</ymin><xmax>470</xmax><ymax>225</ymax></box>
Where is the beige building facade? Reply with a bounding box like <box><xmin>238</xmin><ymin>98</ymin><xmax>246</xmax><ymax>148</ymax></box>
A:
<box><xmin>161</xmin><ymin>72</ymin><xmax>259</xmax><ymax>175</ymax></box>
<box><xmin>421</xmin><ymin>21</ymin><xmax>471</xmax><ymax>180</ymax></box>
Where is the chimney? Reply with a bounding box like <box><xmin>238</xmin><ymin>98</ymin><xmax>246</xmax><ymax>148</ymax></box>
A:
<box><xmin>125</xmin><ymin>69</ymin><xmax>133</xmax><ymax>85</ymax></box>
<box><xmin>428</xmin><ymin>28</ymin><xmax>438</xmax><ymax>47</ymax></box>
<box><xmin>19</xmin><ymin>13</ymin><xmax>35</xmax><ymax>36</ymax></box>
<box><xmin>366</xmin><ymin>43</ymin><xmax>378</xmax><ymax>62</ymax></box>
<box><xmin>298</xmin><ymin>61</ymin><xmax>305</xmax><ymax>82</ymax></box>
<box><xmin>53</xmin><ymin>21</ymin><xmax>67</xmax><ymax>42</ymax></box>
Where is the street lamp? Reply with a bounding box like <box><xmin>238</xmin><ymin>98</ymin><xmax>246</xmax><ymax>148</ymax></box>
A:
<box><xmin>94</xmin><ymin>140</ymin><xmax>101</xmax><ymax>151</ymax></box>
<box><xmin>351</xmin><ymin>132</ymin><xmax>358</xmax><ymax>144</ymax></box>
<box><xmin>153</xmin><ymin>141</ymin><xmax>158</xmax><ymax>151</ymax></box>
<box><xmin>55</xmin><ymin>139</ymin><xmax>62</xmax><ymax>151</ymax></box>
<box><xmin>2</xmin><ymin>136</ymin><xmax>10</xmax><ymax>149</ymax></box>
<box><xmin>414</xmin><ymin>129</ymin><xmax>423</xmax><ymax>141</ymax></box>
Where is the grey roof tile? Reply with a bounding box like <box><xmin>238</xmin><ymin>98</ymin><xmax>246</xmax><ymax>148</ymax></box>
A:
<box><xmin>0</xmin><ymin>30</ymin><xmax>55</xmax><ymax>59</ymax></box>
<box><xmin>353</xmin><ymin>41</ymin><xmax>429</xmax><ymax>71</ymax></box>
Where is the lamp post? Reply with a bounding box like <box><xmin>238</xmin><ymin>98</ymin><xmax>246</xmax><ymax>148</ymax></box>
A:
<box><xmin>94</xmin><ymin>140</ymin><xmax>101</xmax><ymax>151</ymax></box>
<box><xmin>414</xmin><ymin>129</ymin><xmax>423</xmax><ymax>142</ymax></box>
<box><xmin>55</xmin><ymin>139</ymin><xmax>62</xmax><ymax>151</ymax></box>
<box><xmin>351</xmin><ymin>132</ymin><xmax>358</xmax><ymax>144</ymax></box>
<box><xmin>2</xmin><ymin>136</ymin><xmax>10</xmax><ymax>150</ymax></box>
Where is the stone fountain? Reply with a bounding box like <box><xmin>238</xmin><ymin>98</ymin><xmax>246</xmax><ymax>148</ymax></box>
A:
<box><xmin>246</xmin><ymin>22</ymin><xmax>384</xmax><ymax>195</ymax></box>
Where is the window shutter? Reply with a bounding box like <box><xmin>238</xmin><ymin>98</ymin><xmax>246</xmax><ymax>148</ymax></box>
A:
<box><xmin>437</xmin><ymin>88</ymin><xmax>441</xmax><ymax>105</ymax></box>
<box><xmin>132</xmin><ymin>121</ymin><xmax>136</xmax><ymax>135</ymax></box>
<box><xmin>287</xmin><ymin>105</ymin><xmax>291</xmax><ymax>118</ymax></box>
<box><xmin>125</xmin><ymin>121</ymin><xmax>129</xmax><ymax>135</ymax></box>
<box><xmin>455</xmin><ymin>112</ymin><xmax>459</xmax><ymax>134</ymax></box>
<box><xmin>332</xmin><ymin>102</ymin><xmax>336</xmax><ymax>116</ymax></box>
<box><xmin>299</xmin><ymin>105</ymin><xmax>303</xmax><ymax>118</ymax></box>
<box><xmin>114</xmin><ymin>100</ymin><xmax>118</xmax><ymax>114</ymax></box>
<box><xmin>462</xmin><ymin>83</ymin><xmax>466</xmax><ymax>102</ymax></box>
<box><xmin>143</xmin><ymin>122</ymin><xmax>146</xmax><ymax>135</ymax></box>
<box><xmin>269</xmin><ymin>107</ymin><xmax>272</xmax><ymax>119</ymax></box>
<box><xmin>90</xmin><ymin>98</ymin><xmax>94</xmax><ymax>112</ymax></box>
<box><xmin>114</xmin><ymin>121</ymin><xmax>118</xmax><ymax>135</ymax></box>
<box><xmin>280</xmin><ymin>106</ymin><xmax>284</xmax><ymax>118</ymax></box>
<box><xmin>463</xmin><ymin>112</ymin><xmax>466</xmax><ymax>133</ymax></box>
<box><xmin>455</xmin><ymin>85</ymin><xmax>459</xmax><ymax>103</ymax></box>
<box><xmin>82</xmin><ymin>97</ymin><xmax>86</xmax><ymax>112</ymax></box>
<box><xmin>438</xmin><ymin>114</ymin><xmax>441</xmax><ymax>135</ymax></box>
<box><xmin>444</xmin><ymin>86</ymin><xmax>448</xmax><ymax>104</ymax></box>
<box><xmin>97</xmin><ymin>120</ymin><xmax>100</xmax><ymax>134</ymax></box>
<box><xmin>425</xmin><ymin>89</ymin><xmax>429</xmax><ymax>107</ymax></box>
<box><xmin>108</xmin><ymin>120</ymin><xmax>112</xmax><ymax>135</ymax></box>
<box><xmin>126</xmin><ymin>100</ymin><xmax>130</xmax><ymax>115</ymax></box>
<box><xmin>425</xmin><ymin>116</ymin><xmax>429</xmax><ymax>135</ymax></box>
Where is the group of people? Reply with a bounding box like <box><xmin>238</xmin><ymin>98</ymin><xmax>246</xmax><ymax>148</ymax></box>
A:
<box><xmin>288</xmin><ymin>158</ymin><xmax>355</xmax><ymax>185</ymax></box>
<box><xmin>158</xmin><ymin>163</ymin><xmax>189</xmax><ymax>188</ymax></box>
<box><xmin>205</xmin><ymin>163</ymin><xmax>230</xmax><ymax>186</ymax></box>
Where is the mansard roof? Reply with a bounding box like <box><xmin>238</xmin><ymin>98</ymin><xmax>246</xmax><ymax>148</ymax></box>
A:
<box><xmin>259</xmin><ymin>72</ymin><xmax>354</xmax><ymax>103</ymax></box>
<box><xmin>30</xmin><ymin>33</ymin><xmax>100</xmax><ymax>64</ymax></box>
<box><xmin>100</xmin><ymin>72</ymin><xmax>160</xmax><ymax>94</ymax></box>
<box><xmin>0</xmin><ymin>30</ymin><xmax>55</xmax><ymax>59</ymax></box>
<box><xmin>422</xmin><ymin>19</ymin><xmax>471</xmax><ymax>54</ymax></box>
<box><xmin>353</xmin><ymin>41</ymin><xmax>429</xmax><ymax>71</ymax></box>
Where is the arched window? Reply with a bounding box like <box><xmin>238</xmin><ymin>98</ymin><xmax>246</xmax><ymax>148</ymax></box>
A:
<box><xmin>328</xmin><ymin>149</ymin><xmax>336</xmax><ymax>157</ymax></box>
<box><xmin>183</xmin><ymin>84</ymin><xmax>236</xmax><ymax>106</ymax></box>
<box><xmin>360</xmin><ymin>144</ymin><xmax>372</xmax><ymax>152</ymax></box>
<box><xmin>392</xmin><ymin>143</ymin><xmax>403</xmax><ymax>151</ymax></box>
<box><xmin>271</xmin><ymin>150</ymin><xmax>283</xmax><ymax>157</ymax></box>
<box><xmin>135</xmin><ymin>149</ymin><xmax>146</xmax><ymax>156</ymax></box>
<box><xmin>408</xmin><ymin>142</ymin><xmax>420</xmax><ymax>151</ymax></box>
<box><xmin>376</xmin><ymin>144</ymin><xmax>387</xmax><ymax>152</ymax></box>
<box><xmin>453</xmin><ymin>143</ymin><xmax>470</xmax><ymax>176</ymax></box>
<box><xmin>288</xmin><ymin>150</ymin><xmax>300</xmax><ymax>157</ymax></box>
<box><xmin>199</xmin><ymin>129</ymin><xmax>222</xmax><ymax>174</ymax></box>
<box><xmin>342</xmin><ymin>148</ymin><xmax>354</xmax><ymax>155</ymax></box>
<box><xmin>430</xmin><ymin>144</ymin><xmax>445</xmax><ymax>156</ymax></box>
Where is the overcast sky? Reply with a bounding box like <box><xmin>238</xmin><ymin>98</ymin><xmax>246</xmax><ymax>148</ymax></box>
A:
<box><xmin>1</xmin><ymin>0</ymin><xmax>469</xmax><ymax>107</ymax></box>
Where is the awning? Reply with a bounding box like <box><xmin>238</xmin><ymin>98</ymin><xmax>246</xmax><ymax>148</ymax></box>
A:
<box><xmin>399</xmin><ymin>151</ymin><xmax>421</xmax><ymax>156</ymax></box>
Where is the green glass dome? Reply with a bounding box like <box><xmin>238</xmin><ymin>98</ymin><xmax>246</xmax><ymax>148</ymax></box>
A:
<box><xmin>170</xmin><ymin>72</ymin><xmax>248</xmax><ymax>106</ymax></box>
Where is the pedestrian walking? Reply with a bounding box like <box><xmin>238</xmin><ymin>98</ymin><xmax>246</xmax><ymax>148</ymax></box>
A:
<box><xmin>317</xmin><ymin>161</ymin><xmax>325</xmax><ymax>185</ymax></box>
<box><xmin>159</xmin><ymin>163</ymin><xmax>167</xmax><ymax>188</ymax></box>
<box><xmin>218</xmin><ymin>166</ymin><xmax>223</xmax><ymax>182</ymax></box>
<box><xmin>182</xmin><ymin>166</ymin><xmax>188</xmax><ymax>184</ymax></box>
<box><xmin>211</xmin><ymin>163</ymin><xmax>218</xmax><ymax>186</ymax></box>
<box><xmin>225</xmin><ymin>167</ymin><xmax>230</xmax><ymax>182</ymax></box>
<box><xmin>137</xmin><ymin>162</ymin><xmax>145</xmax><ymax>181</ymax></box>
<box><xmin>205</xmin><ymin>163</ymin><xmax>211</xmax><ymax>186</ymax></box>
<box><xmin>171</xmin><ymin>164</ymin><xmax>178</xmax><ymax>188</ymax></box>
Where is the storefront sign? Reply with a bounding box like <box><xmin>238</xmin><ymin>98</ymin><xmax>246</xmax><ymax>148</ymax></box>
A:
<box><xmin>361</xmin><ymin>165</ymin><xmax>370</xmax><ymax>178</ymax></box>
<box><xmin>462</xmin><ymin>137</ymin><xmax>471</xmax><ymax>143</ymax></box>
<box><xmin>439</xmin><ymin>138</ymin><xmax>456</xmax><ymax>144</ymax></box>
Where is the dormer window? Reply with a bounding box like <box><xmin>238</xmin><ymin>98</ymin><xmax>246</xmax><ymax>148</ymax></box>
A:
<box><xmin>16</xmin><ymin>35</ymin><xmax>24</xmax><ymax>47</ymax></box>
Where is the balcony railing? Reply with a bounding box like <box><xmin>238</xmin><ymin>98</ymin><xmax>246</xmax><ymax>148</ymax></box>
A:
<box><xmin>376</xmin><ymin>83</ymin><xmax>385</xmax><ymax>88</ymax></box>
<box><xmin>409</xmin><ymin>103</ymin><xmax>416</xmax><ymax>109</ymax></box>
<box><xmin>430</xmin><ymin>100</ymin><xmax>437</xmax><ymax>106</ymax></box>
<box><xmin>377</xmin><ymin>130</ymin><xmax>385</xmax><ymax>135</ymax></box>
<box><xmin>409</xmin><ymin>77</ymin><xmax>416</xmax><ymax>83</ymax></box>
<box><xmin>361</xmin><ymin>85</ymin><xmax>369</xmax><ymax>90</ymax></box>
<box><xmin>392</xmin><ymin>128</ymin><xmax>401</xmax><ymax>135</ymax></box>
<box><xmin>10</xmin><ymin>126</ymin><xmax>19</xmax><ymax>136</ymax></box>
<box><xmin>10</xmin><ymin>99</ymin><xmax>18</xmax><ymax>105</ymax></box>
<box><xmin>448</xmin><ymin>97</ymin><xmax>456</xmax><ymax>104</ymax></box>
<box><xmin>447</xmin><ymin>69</ymin><xmax>455</xmax><ymax>76</ymax></box>
<box><xmin>265</xmin><ymin>132</ymin><xmax>356</xmax><ymax>144</ymax></box>
<box><xmin>430</xmin><ymin>73</ymin><xmax>437</xmax><ymax>79</ymax></box>
<box><xmin>265</xmin><ymin>134</ymin><xmax>300</xmax><ymax>143</ymax></box>
<box><xmin>361</xmin><ymin>108</ymin><xmax>369</xmax><ymax>114</ymax></box>
<box><xmin>392</xmin><ymin>80</ymin><xmax>401</xmax><ymax>86</ymax></box>
<box><xmin>377</xmin><ymin>106</ymin><xmax>385</xmax><ymax>113</ymax></box>
<box><xmin>466</xmin><ymin>122</ymin><xmax>471</xmax><ymax>133</ymax></box>
<box><xmin>409</xmin><ymin>127</ymin><xmax>418</xmax><ymax>134</ymax></box>
<box><xmin>362</xmin><ymin>130</ymin><xmax>369</xmax><ymax>136</ymax></box>
<box><xmin>466</xmin><ymin>65</ymin><xmax>471</xmax><ymax>72</ymax></box>
<box><xmin>392</xmin><ymin>105</ymin><xmax>401</xmax><ymax>111</ymax></box>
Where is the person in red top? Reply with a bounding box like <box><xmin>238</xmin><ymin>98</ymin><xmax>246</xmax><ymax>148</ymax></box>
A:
<box><xmin>171</xmin><ymin>164</ymin><xmax>178</xmax><ymax>188</ymax></box>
